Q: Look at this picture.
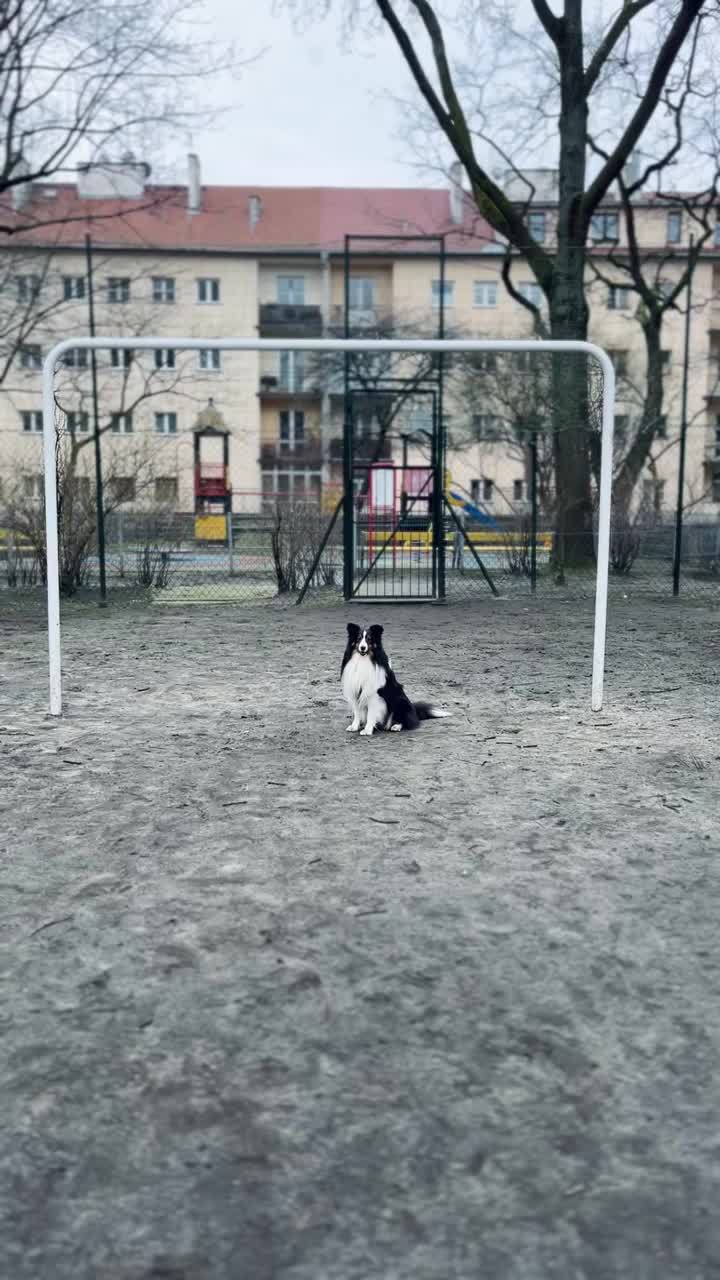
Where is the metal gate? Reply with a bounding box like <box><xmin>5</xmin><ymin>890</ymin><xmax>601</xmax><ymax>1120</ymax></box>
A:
<box><xmin>343</xmin><ymin>392</ymin><xmax>444</xmax><ymax>601</ymax></box>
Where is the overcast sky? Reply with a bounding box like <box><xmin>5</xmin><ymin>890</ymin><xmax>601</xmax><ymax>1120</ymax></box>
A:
<box><xmin>183</xmin><ymin>3</ymin><xmax>434</xmax><ymax>189</ymax></box>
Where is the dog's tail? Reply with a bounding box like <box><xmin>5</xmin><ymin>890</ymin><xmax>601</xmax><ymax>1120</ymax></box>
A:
<box><xmin>414</xmin><ymin>702</ymin><xmax>451</xmax><ymax>721</ymax></box>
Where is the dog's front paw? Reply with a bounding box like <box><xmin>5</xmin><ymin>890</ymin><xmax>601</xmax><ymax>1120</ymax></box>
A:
<box><xmin>359</xmin><ymin>726</ymin><xmax>374</xmax><ymax>736</ymax></box>
<box><xmin>346</xmin><ymin>723</ymin><xmax>361</xmax><ymax>733</ymax></box>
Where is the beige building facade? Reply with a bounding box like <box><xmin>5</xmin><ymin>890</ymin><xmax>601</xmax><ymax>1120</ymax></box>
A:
<box><xmin>1</xmin><ymin>158</ymin><xmax>719</xmax><ymax>526</ymax></box>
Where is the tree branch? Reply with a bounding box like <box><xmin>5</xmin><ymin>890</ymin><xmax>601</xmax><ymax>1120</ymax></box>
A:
<box><xmin>583</xmin><ymin>0</ymin><xmax>656</xmax><ymax>96</ymax></box>
<box><xmin>582</xmin><ymin>0</ymin><xmax>707</xmax><ymax>220</ymax></box>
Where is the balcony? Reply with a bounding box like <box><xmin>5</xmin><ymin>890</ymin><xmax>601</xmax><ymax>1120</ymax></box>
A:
<box><xmin>328</xmin><ymin>435</ymin><xmax>393</xmax><ymax>463</ymax></box>
<box><xmin>329</xmin><ymin>304</ymin><xmax>382</xmax><ymax>332</ymax></box>
<box><xmin>258</xmin><ymin>303</ymin><xmax>323</xmax><ymax>337</ymax></box>
<box><xmin>259</xmin><ymin>374</ymin><xmax>320</xmax><ymax>400</ymax></box>
<box><xmin>260</xmin><ymin>440</ymin><xmax>323</xmax><ymax>469</ymax></box>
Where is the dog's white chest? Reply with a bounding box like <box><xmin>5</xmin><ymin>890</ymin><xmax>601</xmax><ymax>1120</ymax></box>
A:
<box><xmin>342</xmin><ymin>653</ymin><xmax>386</xmax><ymax>705</ymax></box>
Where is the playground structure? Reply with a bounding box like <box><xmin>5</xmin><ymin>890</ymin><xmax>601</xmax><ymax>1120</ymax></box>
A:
<box><xmin>193</xmin><ymin>402</ymin><xmax>232</xmax><ymax>543</ymax></box>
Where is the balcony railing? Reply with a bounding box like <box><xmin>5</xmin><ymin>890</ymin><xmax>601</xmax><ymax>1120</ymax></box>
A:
<box><xmin>259</xmin><ymin>374</ymin><xmax>320</xmax><ymax>398</ymax></box>
<box><xmin>260</xmin><ymin>441</ymin><xmax>323</xmax><ymax>468</ymax></box>
<box><xmin>258</xmin><ymin>303</ymin><xmax>323</xmax><ymax>337</ymax></box>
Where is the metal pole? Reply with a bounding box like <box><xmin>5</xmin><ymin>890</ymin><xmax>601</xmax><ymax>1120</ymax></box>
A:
<box><xmin>434</xmin><ymin>235</ymin><xmax>447</xmax><ymax>600</ymax></box>
<box><xmin>41</xmin><ymin>336</ymin><xmax>616</xmax><ymax>716</ymax></box>
<box><xmin>227</xmin><ymin>510</ymin><xmax>234</xmax><ymax>577</ymax></box>
<box><xmin>530</xmin><ymin>430</ymin><xmax>538</xmax><ymax>594</ymax></box>
<box><xmin>295</xmin><ymin>494</ymin><xmax>344</xmax><ymax>605</ymax></box>
<box><xmin>672</xmin><ymin>233</ymin><xmax>694</xmax><ymax>597</ymax></box>
<box><xmin>443</xmin><ymin>494</ymin><xmax>498</xmax><ymax>596</ymax></box>
<box><xmin>85</xmin><ymin>235</ymin><xmax>107</xmax><ymax>606</ymax></box>
<box><xmin>342</xmin><ymin>235</ymin><xmax>353</xmax><ymax>599</ymax></box>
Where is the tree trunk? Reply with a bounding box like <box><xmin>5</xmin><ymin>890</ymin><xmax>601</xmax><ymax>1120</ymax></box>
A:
<box><xmin>614</xmin><ymin>318</ymin><xmax>663</xmax><ymax>511</ymax></box>
<box><xmin>551</xmin><ymin>0</ymin><xmax>595</xmax><ymax>570</ymax></box>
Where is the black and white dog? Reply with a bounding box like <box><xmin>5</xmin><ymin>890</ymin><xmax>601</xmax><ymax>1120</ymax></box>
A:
<box><xmin>341</xmin><ymin>623</ymin><xmax>450</xmax><ymax>736</ymax></box>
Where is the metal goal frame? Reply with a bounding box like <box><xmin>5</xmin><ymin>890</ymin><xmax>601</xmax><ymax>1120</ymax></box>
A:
<box><xmin>40</xmin><ymin>337</ymin><xmax>615</xmax><ymax>715</ymax></box>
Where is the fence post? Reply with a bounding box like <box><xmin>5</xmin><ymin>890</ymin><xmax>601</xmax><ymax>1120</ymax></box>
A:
<box><xmin>672</xmin><ymin>232</ymin><xmax>694</xmax><ymax>597</ymax></box>
<box><xmin>530</xmin><ymin>431</ymin><xmax>538</xmax><ymax>594</ymax></box>
<box><xmin>227</xmin><ymin>511</ymin><xmax>234</xmax><ymax>577</ymax></box>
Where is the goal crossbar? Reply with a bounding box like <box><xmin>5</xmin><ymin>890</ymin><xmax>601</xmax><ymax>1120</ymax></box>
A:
<box><xmin>41</xmin><ymin>337</ymin><xmax>615</xmax><ymax>716</ymax></box>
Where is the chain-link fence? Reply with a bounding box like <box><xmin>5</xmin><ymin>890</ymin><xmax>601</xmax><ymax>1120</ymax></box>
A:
<box><xmin>2</xmin><ymin>343</ymin><xmax>719</xmax><ymax>608</ymax></box>
<box><xmin>3</xmin><ymin>490</ymin><xmax>719</xmax><ymax>609</ymax></box>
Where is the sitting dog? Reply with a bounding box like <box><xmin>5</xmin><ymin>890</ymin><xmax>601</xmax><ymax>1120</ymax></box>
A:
<box><xmin>341</xmin><ymin>623</ymin><xmax>450</xmax><ymax>736</ymax></box>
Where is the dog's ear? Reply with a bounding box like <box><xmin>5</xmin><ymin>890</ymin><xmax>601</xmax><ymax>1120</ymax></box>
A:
<box><xmin>368</xmin><ymin>624</ymin><xmax>384</xmax><ymax>644</ymax></box>
<box><xmin>346</xmin><ymin>623</ymin><xmax>361</xmax><ymax>641</ymax></box>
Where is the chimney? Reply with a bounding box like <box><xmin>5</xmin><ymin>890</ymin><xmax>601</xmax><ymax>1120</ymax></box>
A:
<box><xmin>248</xmin><ymin>193</ymin><xmax>262</xmax><ymax>230</ymax></box>
<box><xmin>187</xmin><ymin>153</ymin><xmax>201</xmax><ymax>214</ymax></box>
<box><xmin>622</xmin><ymin>150</ymin><xmax>642</xmax><ymax>190</ymax></box>
<box><xmin>448</xmin><ymin>161</ymin><xmax>464</xmax><ymax>225</ymax></box>
<box><xmin>11</xmin><ymin>157</ymin><xmax>31</xmax><ymax>211</ymax></box>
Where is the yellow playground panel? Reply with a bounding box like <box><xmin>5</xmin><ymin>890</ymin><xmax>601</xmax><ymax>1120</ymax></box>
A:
<box><xmin>194</xmin><ymin>514</ymin><xmax>228</xmax><ymax>542</ymax></box>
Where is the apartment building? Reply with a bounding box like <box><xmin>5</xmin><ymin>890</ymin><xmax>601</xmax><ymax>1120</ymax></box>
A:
<box><xmin>1</xmin><ymin>156</ymin><xmax>719</xmax><ymax>522</ymax></box>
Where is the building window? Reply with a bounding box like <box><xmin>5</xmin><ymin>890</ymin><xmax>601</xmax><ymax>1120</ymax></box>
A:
<box><xmin>470</xmin><ymin>479</ymin><xmax>480</xmax><ymax>504</ymax></box>
<box><xmin>712</xmin><ymin>468</ymin><xmax>720</xmax><ymax>503</ymax></box>
<box><xmin>513</xmin><ymin>479</ymin><xmax>524</xmax><ymax>501</ymax></box>
<box><xmin>657</xmin><ymin>415</ymin><xmax>667</xmax><ymax>439</ymax></box>
<box><xmin>197</xmin><ymin>277</ymin><xmax>220</xmax><ymax>303</ymax></box>
<box><xmin>714</xmin><ymin>418</ymin><xmax>720</xmax><ymax>457</ymax></box>
<box><xmin>514</xmin><ymin>351</ymin><xmax>534</xmax><ymax>372</ymax></box>
<box><xmin>62</xmin><ymin>347</ymin><xmax>88</xmax><ymax>369</ymax></box>
<box><xmin>473</xmin><ymin>281</ymin><xmax>498</xmax><ymax>308</ymax></box>
<box><xmin>609</xmin><ymin>349</ymin><xmax>628</xmax><ymax>377</ymax></box>
<box><xmin>23</xmin><ymin>475</ymin><xmax>44</xmax><ymax>499</ymax></box>
<box><xmin>666</xmin><ymin>211</ymin><xmax>682</xmax><ymax>244</ymax></box>
<box><xmin>107</xmin><ymin>277</ymin><xmax>130</xmax><ymax>304</ymax></box>
<box><xmin>483</xmin><ymin>478</ymin><xmax>494</xmax><ymax>502</ymax></box>
<box><xmin>348</xmin><ymin>278</ymin><xmax>376</xmax><ymax>311</ymax></box>
<box><xmin>261</xmin><ymin>469</ymin><xmax>321</xmax><ymax>509</ymax></box>
<box><xmin>279</xmin><ymin>409</ymin><xmax>305</xmax><ymax>451</ymax></box>
<box><xmin>17</xmin><ymin>275</ymin><xmax>41</xmax><ymax>303</ymax></box>
<box><xmin>608</xmin><ymin>285</ymin><xmax>632</xmax><ymax>311</ymax></box>
<box><xmin>110</xmin><ymin>412</ymin><xmax>133</xmax><ymax>434</ymax></box>
<box><xmin>615</xmin><ymin>414</ymin><xmax>629</xmax><ymax>444</ymax></box>
<box><xmin>591</xmin><ymin>211</ymin><xmax>619</xmax><ymax>242</ymax></box>
<box><xmin>431</xmin><ymin>279</ymin><xmax>454</xmax><ymax>308</ymax></box>
<box><xmin>109</xmin><ymin>477</ymin><xmax>136</xmax><ymax>504</ymax></box>
<box><xmin>154</xmin><ymin>348</ymin><xmax>176</xmax><ymax>370</ymax></box>
<box><xmin>661</xmin><ymin>349</ymin><xmax>671</xmax><ymax>371</ymax></box>
<box><xmin>110</xmin><ymin>348</ymin><xmax>133</xmax><ymax>369</ymax></box>
<box><xmin>152</xmin><ymin>276</ymin><xmax>175</xmax><ymax>304</ymax></box>
<box><xmin>155</xmin><ymin>412</ymin><xmax>178</xmax><ymax>435</ymax></box>
<box><xmin>19</xmin><ymin>345</ymin><xmax>43</xmax><ymax>370</ymax></box>
<box><xmin>518</xmin><ymin>281</ymin><xmax>543</xmax><ymax>308</ymax></box>
<box><xmin>21</xmin><ymin>410</ymin><xmax>43</xmax><ymax>433</ymax></box>
<box><xmin>643</xmin><ymin>478</ymin><xmax>666</xmax><ymax>507</ymax></box>
<box><xmin>278</xmin><ymin>351</ymin><xmax>305</xmax><ymax>391</ymax></box>
<box><xmin>528</xmin><ymin>211</ymin><xmax>546</xmax><ymax>242</ymax></box>
<box><xmin>715</xmin><ymin>220</ymin><xmax>720</xmax><ymax>248</ymax></box>
<box><xmin>277</xmin><ymin>276</ymin><xmax>305</xmax><ymax>305</ymax></box>
<box><xmin>199</xmin><ymin>349</ymin><xmax>221</xmax><ymax>371</ymax></box>
<box><xmin>63</xmin><ymin>276</ymin><xmax>85</xmax><ymax>300</ymax></box>
<box><xmin>657</xmin><ymin>279</ymin><xmax>674</xmax><ymax>302</ymax></box>
<box><xmin>155</xmin><ymin>477</ymin><xmax>178</xmax><ymax>504</ymax></box>
<box><xmin>17</xmin><ymin>275</ymin><xmax>41</xmax><ymax>305</ymax></box>
<box><xmin>473</xmin><ymin>414</ymin><xmax>501</xmax><ymax>441</ymax></box>
<box><xmin>66</xmin><ymin>411</ymin><xmax>90</xmax><ymax>434</ymax></box>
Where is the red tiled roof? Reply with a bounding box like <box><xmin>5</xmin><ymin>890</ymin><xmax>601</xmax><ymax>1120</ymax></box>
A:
<box><xmin>0</xmin><ymin>184</ymin><xmax>497</xmax><ymax>256</ymax></box>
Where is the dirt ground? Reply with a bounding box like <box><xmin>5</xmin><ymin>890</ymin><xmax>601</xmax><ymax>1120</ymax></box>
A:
<box><xmin>1</xmin><ymin>593</ymin><xmax>720</xmax><ymax>1280</ymax></box>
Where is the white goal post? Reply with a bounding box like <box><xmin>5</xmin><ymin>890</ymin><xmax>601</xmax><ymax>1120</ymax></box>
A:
<box><xmin>41</xmin><ymin>337</ymin><xmax>615</xmax><ymax>716</ymax></box>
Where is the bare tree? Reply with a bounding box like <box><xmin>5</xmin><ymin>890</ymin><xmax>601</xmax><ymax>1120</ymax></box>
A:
<box><xmin>0</xmin><ymin>0</ymin><xmax>245</xmax><ymax>233</ymax></box>
<box><xmin>279</xmin><ymin>0</ymin><xmax>713</xmax><ymax>566</ymax></box>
